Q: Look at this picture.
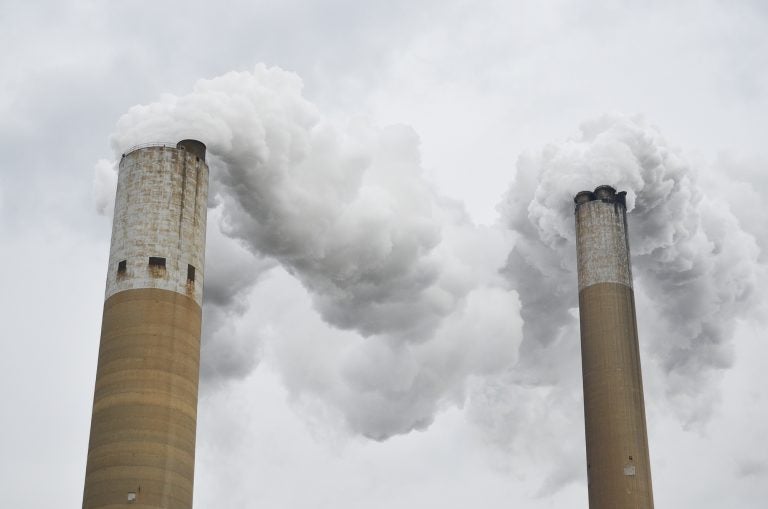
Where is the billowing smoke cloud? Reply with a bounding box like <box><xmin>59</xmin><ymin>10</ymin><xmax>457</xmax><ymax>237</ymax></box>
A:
<box><xmin>95</xmin><ymin>66</ymin><xmax>761</xmax><ymax>445</ymax></box>
<box><xmin>464</xmin><ymin>114</ymin><xmax>764</xmax><ymax>494</ymax></box>
<box><xmin>110</xmin><ymin>66</ymin><xmax>463</xmax><ymax>342</ymax></box>
<box><xmin>498</xmin><ymin>113</ymin><xmax>761</xmax><ymax>425</ymax></box>
<box><xmin>92</xmin><ymin>159</ymin><xmax>276</xmax><ymax>385</ymax></box>
<box><xmin>93</xmin><ymin>159</ymin><xmax>117</xmax><ymax>216</ymax></box>
<box><xmin>101</xmin><ymin>64</ymin><xmax>519</xmax><ymax>438</ymax></box>
<box><xmin>199</xmin><ymin>207</ymin><xmax>277</xmax><ymax>386</ymax></box>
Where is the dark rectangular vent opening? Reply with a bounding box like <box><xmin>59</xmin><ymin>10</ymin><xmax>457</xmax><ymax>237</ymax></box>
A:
<box><xmin>148</xmin><ymin>256</ymin><xmax>166</xmax><ymax>268</ymax></box>
<box><xmin>117</xmin><ymin>260</ymin><xmax>127</xmax><ymax>275</ymax></box>
<box><xmin>149</xmin><ymin>256</ymin><xmax>166</xmax><ymax>278</ymax></box>
<box><xmin>187</xmin><ymin>264</ymin><xmax>196</xmax><ymax>282</ymax></box>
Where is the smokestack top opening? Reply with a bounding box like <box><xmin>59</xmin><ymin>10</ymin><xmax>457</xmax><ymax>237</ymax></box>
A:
<box><xmin>177</xmin><ymin>139</ymin><xmax>206</xmax><ymax>161</ymax></box>
<box><xmin>574</xmin><ymin>185</ymin><xmax>627</xmax><ymax>207</ymax></box>
<box><xmin>594</xmin><ymin>185</ymin><xmax>617</xmax><ymax>199</ymax></box>
<box><xmin>574</xmin><ymin>191</ymin><xmax>596</xmax><ymax>205</ymax></box>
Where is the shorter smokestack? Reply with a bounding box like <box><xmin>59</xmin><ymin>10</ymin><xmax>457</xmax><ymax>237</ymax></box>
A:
<box><xmin>574</xmin><ymin>186</ymin><xmax>654</xmax><ymax>509</ymax></box>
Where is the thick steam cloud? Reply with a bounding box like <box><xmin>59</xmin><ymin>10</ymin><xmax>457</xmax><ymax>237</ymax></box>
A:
<box><xmin>96</xmin><ymin>66</ymin><xmax>761</xmax><ymax>442</ymax></box>
<box><xmin>499</xmin><ymin>114</ymin><xmax>761</xmax><ymax>424</ymax></box>
<box><xmin>104</xmin><ymin>65</ymin><xmax>519</xmax><ymax>438</ymax></box>
<box><xmin>111</xmin><ymin>66</ymin><xmax>461</xmax><ymax>342</ymax></box>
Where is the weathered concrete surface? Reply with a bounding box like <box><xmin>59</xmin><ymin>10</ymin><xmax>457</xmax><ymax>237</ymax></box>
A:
<box><xmin>576</xmin><ymin>198</ymin><xmax>633</xmax><ymax>291</ymax></box>
<box><xmin>85</xmin><ymin>141</ymin><xmax>209</xmax><ymax>508</ymax></box>
<box><xmin>106</xmin><ymin>145</ymin><xmax>209</xmax><ymax>306</ymax></box>
<box><xmin>575</xmin><ymin>186</ymin><xmax>654</xmax><ymax>509</ymax></box>
<box><xmin>83</xmin><ymin>288</ymin><xmax>201</xmax><ymax>509</ymax></box>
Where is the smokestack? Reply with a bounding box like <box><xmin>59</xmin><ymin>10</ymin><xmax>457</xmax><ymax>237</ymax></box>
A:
<box><xmin>574</xmin><ymin>186</ymin><xmax>654</xmax><ymax>508</ymax></box>
<box><xmin>83</xmin><ymin>141</ymin><xmax>209</xmax><ymax>508</ymax></box>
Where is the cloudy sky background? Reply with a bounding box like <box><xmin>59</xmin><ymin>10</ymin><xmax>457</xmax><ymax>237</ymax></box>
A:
<box><xmin>2</xmin><ymin>0</ymin><xmax>768</xmax><ymax>507</ymax></box>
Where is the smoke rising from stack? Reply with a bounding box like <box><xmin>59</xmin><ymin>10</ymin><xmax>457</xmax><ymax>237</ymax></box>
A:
<box><xmin>101</xmin><ymin>65</ymin><xmax>518</xmax><ymax>439</ymax></box>
<box><xmin>95</xmin><ymin>66</ymin><xmax>762</xmax><ymax>440</ymax></box>
<box><xmin>499</xmin><ymin>113</ymin><xmax>760</xmax><ymax>424</ymax></box>
<box><xmin>110</xmin><ymin>67</ymin><xmax>459</xmax><ymax>342</ymax></box>
<box><xmin>199</xmin><ymin>210</ymin><xmax>277</xmax><ymax>384</ymax></box>
<box><xmin>469</xmin><ymin>115</ymin><xmax>763</xmax><ymax>492</ymax></box>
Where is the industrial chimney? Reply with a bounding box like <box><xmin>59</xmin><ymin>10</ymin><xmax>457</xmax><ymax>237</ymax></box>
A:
<box><xmin>83</xmin><ymin>140</ymin><xmax>209</xmax><ymax>508</ymax></box>
<box><xmin>574</xmin><ymin>186</ymin><xmax>654</xmax><ymax>508</ymax></box>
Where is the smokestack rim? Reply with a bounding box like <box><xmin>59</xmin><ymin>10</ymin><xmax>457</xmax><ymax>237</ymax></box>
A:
<box><xmin>122</xmin><ymin>142</ymin><xmax>176</xmax><ymax>158</ymax></box>
<box><xmin>593</xmin><ymin>185</ymin><xmax>617</xmax><ymax>200</ymax></box>
<box><xmin>574</xmin><ymin>185</ymin><xmax>628</xmax><ymax>209</ymax></box>
<box><xmin>177</xmin><ymin>139</ymin><xmax>207</xmax><ymax>162</ymax></box>
<box><xmin>574</xmin><ymin>190</ymin><xmax>596</xmax><ymax>205</ymax></box>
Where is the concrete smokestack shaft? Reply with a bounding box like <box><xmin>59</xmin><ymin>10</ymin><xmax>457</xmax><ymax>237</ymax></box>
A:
<box><xmin>83</xmin><ymin>141</ymin><xmax>209</xmax><ymax>508</ymax></box>
<box><xmin>574</xmin><ymin>186</ymin><xmax>654</xmax><ymax>509</ymax></box>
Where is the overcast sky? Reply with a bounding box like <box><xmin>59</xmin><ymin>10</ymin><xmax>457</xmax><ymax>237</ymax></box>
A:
<box><xmin>2</xmin><ymin>1</ymin><xmax>768</xmax><ymax>507</ymax></box>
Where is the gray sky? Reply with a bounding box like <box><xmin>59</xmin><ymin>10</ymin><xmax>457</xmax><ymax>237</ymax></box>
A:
<box><xmin>2</xmin><ymin>1</ymin><xmax>768</xmax><ymax>507</ymax></box>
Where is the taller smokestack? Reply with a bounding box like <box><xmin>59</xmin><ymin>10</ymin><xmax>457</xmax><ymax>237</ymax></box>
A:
<box><xmin>83</xmin><ymin>141</ymin><xmax>209</xmax><ymax>508</ymax></box>
<box><xmin>574</xmin><ymin>186</ymin><xmax>654</xmax><ymax>508</ymax></box>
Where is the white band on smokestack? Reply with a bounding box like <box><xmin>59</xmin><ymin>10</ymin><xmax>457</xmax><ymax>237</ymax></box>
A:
<box><xmin>575</xmin><ymin>185</ymin><xmax>633</xmax><ymax>291</ymax></box>
<box><xmin>105</xmin><ymin>141</ymin><xmax>209</xmax><ymax>305</ymax></box>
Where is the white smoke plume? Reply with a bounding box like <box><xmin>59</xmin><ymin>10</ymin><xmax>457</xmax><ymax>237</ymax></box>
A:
<box><xmin>498</xmin><ymin>113</ymin><xmax>761</xmax><ymax>425</ymax></box>
<box><xmin>92</xmin><ymin>158</ymin><xmax>117</xmax><ymax>216</ymax></box>
<box><xmin>110</xmin><ymin>66</ymin><xmax>462</xmax><ymax>342</ymax></box>
<box><xmin>92</xmin><ymin>159</ymin><xmax>276</xmax><ymax>384</ymax></box>
<box><xmin>199</xmin><ymin>207</ymin><xmax>277</xmax><ymax>386</ymax></box>
<box><xmin>103</xmin><ymin>64</ymin><xmax>519</xmax><ymax>438</ymax></box>
<box><xmin>95</xmin><ymin>65</ymin><xmax>761</xmax><ymax>443</ymax></box>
